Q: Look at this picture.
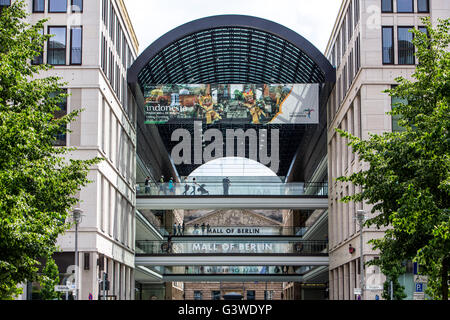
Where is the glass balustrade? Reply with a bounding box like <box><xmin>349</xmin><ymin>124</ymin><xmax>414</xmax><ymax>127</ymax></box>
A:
<box><xmin>136</xmin><ymin>240</ymin><xmax>328</xmax><ymax>256</ymax></box>
<box><xmin>143</xmin><ymin>265</ymin><xmax>316</xmax><ymax>276</ymax></box>
<box><xmin>136</xmin><ymin>182</ymin><xmax>328</xmax><ymax>197</ymax></box>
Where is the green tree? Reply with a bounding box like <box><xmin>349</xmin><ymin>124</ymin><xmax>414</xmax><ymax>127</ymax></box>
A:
<box><xmin>337</xmin><ymin>18</ymin><xmax>449</xmax><ymax>300</ymax></box>
<box><xmin>0</xmin><ymin>1</ymin><xmax>101</xmax><ymax>299</ymax></box>
<box><xmin>39</xmin><ymin>256</ymin><xmax>61</xmax><ymax>300</ymax></box>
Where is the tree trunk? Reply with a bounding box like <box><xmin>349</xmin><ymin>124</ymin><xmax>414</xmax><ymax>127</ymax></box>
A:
<box><xmin>443</xmin><ymin>257</ymin><xmax>449</xmax><ymax>300</ymax></box>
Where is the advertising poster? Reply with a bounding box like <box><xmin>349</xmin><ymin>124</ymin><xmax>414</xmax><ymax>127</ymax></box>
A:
<box><xmin>143</xmin><ymin>83</ymin><xmax>319</xmax><ymax>125</ymax></box>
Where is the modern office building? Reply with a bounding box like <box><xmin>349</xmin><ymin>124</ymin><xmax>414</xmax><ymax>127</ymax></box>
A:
<box><xmin>14</xmin><ymin>0</ymin><xmax>139</xmax><ymax>300</ymax></box>
<box><xmin>7</xmin><ymin>0</ymin><xmax>448</xmax><ymax>300</ymax></box>
<box><xmin>324</xmin><ymin>0</ymin><xmax>449</xmax><ymax>300</ymax></box>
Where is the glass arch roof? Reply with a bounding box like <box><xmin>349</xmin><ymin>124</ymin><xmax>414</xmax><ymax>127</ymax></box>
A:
<box><xmin>128</xmin><ymin>15</ymin><xmax>335</xmax><ymax>89</ymax></box>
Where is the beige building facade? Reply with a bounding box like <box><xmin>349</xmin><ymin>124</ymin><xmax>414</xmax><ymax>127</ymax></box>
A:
<box><xmin>18</xmin><ymin>0</ymin><xmax>139</xmax><ymax>300</ymax></box>
<box><xmin>325</xmin><ymin>0</ymin><xmax>449</xmax><ymax>300</ymax></box>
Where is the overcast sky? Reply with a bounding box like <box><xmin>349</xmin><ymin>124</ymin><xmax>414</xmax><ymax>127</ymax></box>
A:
<box><xmin>123</xmin><ymin>0</ymin><xmax>343</xmax><ymax>55</ymax></box>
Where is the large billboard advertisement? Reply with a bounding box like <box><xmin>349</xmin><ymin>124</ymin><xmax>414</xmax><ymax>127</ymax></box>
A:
<box><xmin>143</xmin><ymin>84</ymin><xmax>319</xmax><ymax>125</ymax></box>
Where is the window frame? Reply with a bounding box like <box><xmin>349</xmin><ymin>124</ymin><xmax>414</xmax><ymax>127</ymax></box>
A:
<box><xmin>70</xmin><ymin>26</ymin><xmax>83</xmax><ymax>65</ymax></box>
<box><xmin>47</xmin><ymin>26</ymin><xmax>67</xmax><ymax>66</ymax></box>
<box><xmin>31</xmin><ymin>27</ymin><xmax>45</xmax><ymax>65</ymax></box>
<box><xmin>32</xmin><ymin>0</ymin><xmax>45</xmax><ymax>13</ymax></box>
<box><xmin>417</xmin><ymin>0</ymin><xmax>429</xmax><ymax>13</ymax></box>
<box><xmin>382</xmin><ymin>26</ymin><xmax>395</xmax><ymax>65</ymax></box>
<box><xmin>71</xmin><ymin>0</ymin><xmax>83</xmax><ymax>13</ymax></box>
<box><xmin>48</xmin><ymin>0</ymin><xmax>68</xmax><ymax>13</ymax></box>
<box><xmin>397</xmin><ymin>0</ymin><xmax>414</xmax><ymax>13</ymax></box>
<box><xmin>0</xmin><ymin>0</ymin><xmax>11</xmax><ymax>7</ymax></box>
<box><xmin>397</xmin><ymin>26</ymin><xmax>415</xmax><ymax>65</ymax></box>
<box><xmin>381</xmin><ymin>0</ymin><xmax>393</xmax><ymax>13</ymax></box>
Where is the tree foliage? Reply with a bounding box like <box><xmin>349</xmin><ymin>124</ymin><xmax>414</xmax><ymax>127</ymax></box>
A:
<box><xmin>39</xmin><ymin>256</ymin><xmax>61</xmax><ymax>300</ymax></box>
<box><xmin>337</xmin><ymin>18</ymin><xmax>449</xmax><ymax>300</ymax></box>
<box><xmin>0</xmin><ymin>1</ymin><xmax>101</xmax><ymax>299</ymax></box>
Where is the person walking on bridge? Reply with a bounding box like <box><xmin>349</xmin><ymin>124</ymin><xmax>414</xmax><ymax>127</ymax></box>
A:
<box><xmin>222</xmin><ymin>177</ymin><xmax>231</xmax><ymax>195</ymax></box>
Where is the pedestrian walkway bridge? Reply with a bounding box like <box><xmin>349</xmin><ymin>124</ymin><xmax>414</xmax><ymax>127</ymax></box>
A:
<box><xmin>136</xmin><ymin>181</ymin><xmax>328</xmax><ymax>210</ymax></box>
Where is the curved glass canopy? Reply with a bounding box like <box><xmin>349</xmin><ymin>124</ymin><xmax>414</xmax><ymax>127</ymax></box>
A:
<box><xmin>128</xmin><ymin>15</ymin><xmax>335</xmax><ymax>89</ymax></box>
<box><xmin>129</xmin><ymin>15</ymin><xmax>335</xmax><ymax>179</ymax></box>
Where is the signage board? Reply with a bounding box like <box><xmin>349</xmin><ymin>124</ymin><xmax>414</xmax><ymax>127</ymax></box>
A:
<box><xmin>413</xmin><ymin>292</ymin><xmax>425</xmax><ymax>300</ymax></box>
<box><xmin>415</xmin><ymin>283</ymin><xmax>424</xmax><ymax>293</ymax></box>
<box><xmin>185</xmin><ymin>226</ymin><xmax>281</xmax><ymax>236</ymax></box>
<box><xmin>54</xmin><ymin>285</ymin><xmax>71</xmax><ymax>292</ymax></box>
<box><xmin>354</xmin><ymin>288</ymin><xmax>362</xmax><ymax>295</ymax></box>
<box><xmin>414</xmin><ymin>275</ymin><xmax>428</xmax><ymax>283</ymax></box>
<box><xmin>143</xmin><ymin>84</ymin><xmax>319</xmax><ymax>125</ymax></box>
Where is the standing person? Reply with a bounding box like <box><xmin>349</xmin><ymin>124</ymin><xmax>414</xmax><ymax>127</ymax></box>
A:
<box><xmin>145</xmin><ymin>176</ymin><xmax>151</xmax><ymax>194</ymax></box>
<box><xmin>177</xmin><ymin>222</ymin><xmax>182</xmax><ymax>236</ymax></box>
<box><xmin>201</xmin><ymin>223</ymin><xmax>206</xmax><ymax>235</ymax></box>
<box><xmin>181</xmin><ymin>221</ymin><xmax>185</xmax><ymax>235</ymax></box>
<box><xmin>222</xmin><ymin>176</ymin><xmax>231</xmax><ymax>195</ymax></box>
<box><xmin>158</xmin><ymin>175</ymin><xmax>165</xmax><ymax>195</ymax></box>
<box><xmin>190</xmin><ymin>177</ymin><xmax>197</xmax><ymax>195</ymax></box>
<box><xmin>173</xmin><ymin>222</ymin><xmax>177</xmax><ymax>236</ymax></box>
<box><xmin>182</xmin><ymin>177</ymin><xmax>190</xmax><ymax>195</ymax></box>
<box><xmin>168</xmin><ymin>177</ymin><xmax>175</xmax><ymax>195</ymax></box>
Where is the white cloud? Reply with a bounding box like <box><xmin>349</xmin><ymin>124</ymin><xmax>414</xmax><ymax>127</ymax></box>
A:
<box><xmin>123</xmin><ymin>0</ymin><xmax>342</xmax><ymax>54</ymax></box>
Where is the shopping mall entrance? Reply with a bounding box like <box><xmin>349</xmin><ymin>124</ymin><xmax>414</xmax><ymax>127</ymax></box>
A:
<box><xmin>128</xmin><ymin>14</ymin><xmax>335</xmax><ymax>300</ymax></box>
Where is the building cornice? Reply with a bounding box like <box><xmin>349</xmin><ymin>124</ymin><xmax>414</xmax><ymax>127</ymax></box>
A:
<box><xmin>117</xmin><ymin>0</ymin><xmax>139</xmax><ymax>55</ymax></box>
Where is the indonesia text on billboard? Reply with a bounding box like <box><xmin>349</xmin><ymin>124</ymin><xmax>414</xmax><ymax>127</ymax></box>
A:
<box><xmin>143</xmin><ymin>84</ymin><xmax>319</xmax><ymax>125</ymax></box>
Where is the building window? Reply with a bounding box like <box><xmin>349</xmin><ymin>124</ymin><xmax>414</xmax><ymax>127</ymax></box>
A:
<box><xmin>381</xmin><ymin>0</ymin><xmax>393</xmax><ymax>13</ymax></box>
<box><xmin>49</xmin><ymin>0</ymin><xmax>67</xmax><ymax>13</ymax></box>
<box><xmin>50</xmin><ymin>90</ymin><xmax>67</xmax><ymax>146</ymax></box>
<box><xmin>0</xmin><ymin>0</ymin><xmax>10</xmax><ymax>7</ymax></box>
<box><xmin>397</xmin><ymin>0</ymin><xmax>414</xmax><ymax>13</ymax></box>
<box><xmin>33</xmin><ymin>0</ymin><xmax>45</xmax><ymax>12</ymax></box>
<box><xmin>212</xmin><ymin>291</ymin><xmax>220</xmax><ymax>300</ymax></box>
<box><xmin>247</xmin><ymin>290</ymin><xmax>255</xmax><ymax>300</ymax></box>
<box><xmin>194</xmin><ymin>291</ymin><xmax>203</xmax><ymax>300</ymax></box>
<box><xmin>398</xmin><ymin>27</ymin><xmax>415</xmax><ymax>65</ymax></box>
<box><xmin>70</xmin><ymin>26</ymin><xmax>82</xmax><ymax>65</ymax></box>
<box><xmin>32</xmin><ymin>28</ymin><xmax>44</xmax><ymax>65</ymax></box>
<box><xmin>71</xmin><ymin>0</ymin><xmax>82</xmax><ymax>12</ymax></box>
<box><xmin>382</xmin><ymin>26</ymin><xmax>394</xmax><ymax>64</ymax></box>
<box><xmin>391</xmin><ymin>87</ymin><xmax>407</xmax><ymax>132</ymax></box>
<box><xmin>417</xmin><ymin>0</ymin><xmax>429</xmax><ymax>13</ymax></box>
<box><xmin>47</xmin><ymin>26</ymin><xmax>67</xmax><ymax>65</ymax></box>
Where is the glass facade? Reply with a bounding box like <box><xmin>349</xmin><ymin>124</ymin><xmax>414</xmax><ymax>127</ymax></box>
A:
<box><xmin>49</xmin><ymin>0</ymin><xmax>67</xmax><ymax>12</ymax></box>
<box><xmin>71</xmin><ymin>0</ymin><xmax>83</xmax><ymax>12</ymax></box>
<box><xmin>381</xmin><ymin>0</ymin><xmax>393</xmax><ymax>13</ymax></box>
<box><xmin>33</xmin><ymin>0</ymin><xmax>44</xmax><ymax>12</ymax></box>
<box><xmin>70</xmin><ymin>27</ymin><xmax>82</xmax><ymax>65</ymax></box>
<box><xmin>48</xmin><ymin>26</ymin><xmax>66</xmax><ymax>65</ymax></box>
<box><xmin>397</xmin><ymin>0</ymin><xmax>414</xmax><ymax>13</ymax></box>
<box><xmin>398</xmin><ymin>27</ymin><xmax>415</xmax><ymax>65</ymax></box>
<box><xmin>417</xmin><ymin>0</ymin><xmax>429</xmax><ymax>13</ymax></box>
<box><xmin>382</xmin><ymin>26</ymin><xmax>394</xmax><ymax>64</ymax></box>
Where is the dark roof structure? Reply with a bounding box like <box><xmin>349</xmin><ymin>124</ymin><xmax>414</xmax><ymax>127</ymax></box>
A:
<box><xmin>128</xmin><ymin>15</ymin><xmax>335</xmax><ymax>180</ymax></box>
<box><xmin>128</xmin><ymin>15</ymin><xmax>335</xmax><ymax>88</ymax></box>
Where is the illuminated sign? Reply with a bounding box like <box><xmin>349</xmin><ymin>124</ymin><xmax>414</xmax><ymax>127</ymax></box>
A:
<box><xmin>143</xmin><ymin>84</ymin><xmax>319</xmax><ymax>125</ymax></box>
<box><xmin>172</xmin><ymin>242</ymin><xmax>292</xmax><ymax>254</ymax></box>
<box><xmin>185</xmin><ymin>226</ymin><xmax>281</xmax><ymax>236</ymax></box>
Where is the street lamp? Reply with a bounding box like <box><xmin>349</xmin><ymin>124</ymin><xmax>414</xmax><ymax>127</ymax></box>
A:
<box><xmin>72</xmin><ymin>208</ymin><xmax>83</xmax><ymax>300</ymax></box>
<box><xmin>356</xmin><ymin>209</ymin><xmax>366</xmax><ymax>300</ymax></box>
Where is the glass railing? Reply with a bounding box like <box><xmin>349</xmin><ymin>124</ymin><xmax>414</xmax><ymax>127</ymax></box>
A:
<box><xmin>136</xmin><ymin>182</ymin><xmax>328</xmax><ymax>197</ymax></box>
<box><xmin>145</xmin><ymin>265</ymin><xmax>316</xmax><ymax>276</ymax></box>
<box><xmin>135</xmin><ymin>240</ymin><xmax>328</xmax><ymax>256</ymax></box>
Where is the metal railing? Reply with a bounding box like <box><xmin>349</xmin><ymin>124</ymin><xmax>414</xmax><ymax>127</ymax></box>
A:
<box><xmin>135</xmin><ymin>239</ymin><xmax>328</xmax><ymax>256</ymax></box>
<box><xmin>136</xmin><ymin>182</ymin><xmax>328</xmax><ymax>197</ymax></box>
